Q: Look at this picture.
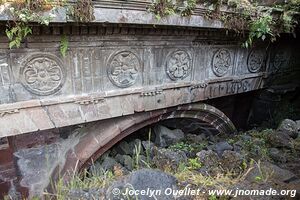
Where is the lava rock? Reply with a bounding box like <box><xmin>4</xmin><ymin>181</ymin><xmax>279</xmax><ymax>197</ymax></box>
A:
<box><xmin>267</xmin><ymin>131</ymin><xmax>293</xmax><ymax>148</ymax></box>
<box><xmin>220</xmin><ymin>150</ymin><xmax>243</xmax><ymax>171</ymax></box>
<box><xmin>186</xmin><ymin>133</ymin><xmax>206</xmax><ymax>143</ymax></box>
<box><xmin>115</xmin><ymin>141</ymin><xmax>132</xmax><ymax>155</ymax></box>
<box><xmin>129</xmin><ymin>139</ymin><xmax>145</xmax><ymax>156</ymax></box>
<box><xmin>153</xmin><ymin>148</ymin><xmax>187</xmax><ymax>170</ymax></box>
<box><xmin>233</xmin><ymin>141</ymin><xmax>243</xmax><ymax>153</ymax></box>
<box><xmin>244</xmin><ymin>161</ymin><xmax>297</xmax><ymax>183</ymax></box>
<box><xmin>100</xmin><ymin>156</ymin><xmax>119</xmax><ymax>171</ymax></box>
<box><xmin>115</xmin><ymin>154</ymin><xmax>133</xmax><ymax>171</ymax></box>
<box><xmin>215</xmin><ymin>141</ymin><xmax>233</xmax><ymax>156</ymax></box>
<box><xmin>196</xmin><ymin>150</ymin><xmax>219</xmax><ymax>168</ymax></box>
<box><xmin>106</xmin><ymin>169</ymin><xmax>177</xmax><ymax>200</ymax></box>
<box><xmin>153</xmin><ymin>125</ymin><xmax>184</xmax><ymax>147</ymax></box>
<box><xmin>68</xmin><ymin>188</ymin><xmax>105</xmax><ymax>200</ymax></box>
<box><xmin>142</xmin><ymin>140</ymin><xmax>155</xmax><ymax>158</ymax></box>
<box><xmin>277</xmin><ymin>119</ymin><xmax>298</xmax><ymax>139</ymax></box>
<box><xmin>269</xmin><ymin>148</ymin><xmax>287</xmax><ymax>163</ymax></box>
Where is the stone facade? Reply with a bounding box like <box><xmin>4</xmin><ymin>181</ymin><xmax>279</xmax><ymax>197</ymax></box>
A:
<box><xmin>0</xmin><ymin>25</ymin><xmax>296</xmax><ymax>138</ymax></box>
<box><xmin>0</xmin><ymin>17</ymin><xmax>298</xmax><ymax>198</ymax></box>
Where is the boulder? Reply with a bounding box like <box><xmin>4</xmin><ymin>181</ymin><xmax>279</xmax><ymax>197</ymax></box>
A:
<box><xmin>186</xmin><ymin>133</ymin><xmax>206</xmax><ymax>143</ymax></box>
<box><xmin>269</xmin><ymin>148</ymin><xmax>287</xmax><ymax>163</ymax></box>
<box><xmin>153</xmin><ymin>148</ymin><xmax>187</xmax><ymax>170</ymax></box>
<box><xmin>115</xmin><ymin>154</ymin><xmax>133</xmax><ymax>171</ymax></box>
<box><xmin>215</xmin><ymin>141</ymin><xmax>233</xmax><ymax>156</ymax></box>
<box><xmin>106</xmin><ymin>169</ymin><xmax>177</xmax><ymax>200</ymax></box>
<box><xmin>100</xmin><ymin>156</ymin><xmax>119</xmax><ymax>171</ymax></box>
<box><xmin>153</xmin><ymin>125</ymin><xmax>184</xmax><ymax>147</ymax></box>
<box><xmin>267</xmin><ymin>131</ymin><xmax>293</xmax><ymax>148</ymax></box>
<box><xmin>220</xmin><ymin>150</ymin><xmax>243</xmax><ymax>172</ymax></box>
<box><xmin>244</xmin><ymin>161</ymin><xmax>297</xmax><ymax>183</ymax></box>
<box><xmin>277</xmin><ymin>119</ymin><xmax>298</xmax><ymax>139</ymax></box>
<box><xmin>141</xmin><ymin>140</ymin><xmax>155</xmax><ymax>159</ymax></box>
<box><xmin>115</xmin><ymin>141</ymin><xmax>132</xmax><ymax>155</ymax></box>
<box><xmin>129</xmin><ymin>139</ymin><xmax>145</xmax><ymax>156</ymax></box>
<box><xmin>196</xmin><ymin>150</ymin><xmax>219</xmax><ymax>168</ymax></box>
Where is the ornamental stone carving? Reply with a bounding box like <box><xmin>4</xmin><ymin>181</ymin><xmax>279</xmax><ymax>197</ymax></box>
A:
<box><xmin>212</xmin><ymin>49</ymin><xmax>231</xmax><ymax>77</ymax></box>
<box><xmin>271</xmin><ymin>49</ymin><xmax>290</xmax><ymax>70</ymax></box>
<box><xmin>166</xmin><ymin>50</ymin><xmax>191</xmax><ymax>80</ymax></box>
<box><xmin>20</xmin><ymin>54</ymin><xmax>65</xmax><ymax>96</ymax></box>
<box><xmin>108</xmin><ymin>51</ymin><xmax>140</xmax><ymax>88</ymax></box>
<box><xmin>247</xmin><ymin>49</ymin><xmax>265</xmax><ymax>73</ymax></box>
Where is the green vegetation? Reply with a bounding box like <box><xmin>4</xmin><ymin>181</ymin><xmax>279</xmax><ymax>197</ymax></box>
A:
<box><xmin>168</xmin><ymin>141</ymin><xmax>207</xmax><ymax>153</ymax></box>
<box><xmin>149</xmin><ymin>0</ymin><xmax>300</xmax><ymax>47</ymax></box>
<box><xmin>2</xmin><ymin>0</ymin><xmax>95</xmax><ymax>56</ymax></box>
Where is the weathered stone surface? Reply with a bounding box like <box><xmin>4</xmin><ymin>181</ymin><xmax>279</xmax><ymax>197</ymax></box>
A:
<box><xmin>215</xmin><ymin>141</ymin><xmax>233</xmax><ymax>156</ymax></box>
<box><xmin>244</xmin><ymin>161</ymin><xmax>297</xmax><ymax>183</ymax></box>
<box><xmin>186</xmin><ymin>133</ymin><xmax>206</xmax><ymax>143</ymax></box>
<box><xmin>269</xmin><ymin>148</ymin><xmax>287</xmax><ymax>163</ymax></box>
<box><xmin>153</xmin><ymin>148</ymin><xmax>187</xmax><ymax>170</ymax></box>
<box><xmin>154</xmin><ymin>125</ymin><xmax>185</xmax><ymax>147</ymax></box>
<box><xmin>277</xmin><ymin>119</ymin><xmax>298</xmax><ymax>139</ymax></box>
<box><xmin>196</xmin><ymin>150</ymin><xmax>219</xmax><ymax>168</ymax></box>
<box><xmin>115</xmin><ymin>141</ymin><xmax>132</xmax><ymax>155</ymax></box>
<box><xmin>106</xmin><ymin>169</ymin><xmax>177</xmax><ymax>200</ymax></box>
<box><xmin>13</xmin><ymin>135</ymin><xmax>79</xmax><ymax>198</ymax></box>
<box><xmin>68</xmin><ymin>188</ymin><xmax>105</xmax><ymax>200</ymax></box>
<box><xmin>267</xmin><ymin>131</ymin><xmax>293</xmax><ymax>148</ymax></box>
<box><xmin>220</xmin><ymin>150</ymin><xmax>244</xmax><ymax>171</ymax></box>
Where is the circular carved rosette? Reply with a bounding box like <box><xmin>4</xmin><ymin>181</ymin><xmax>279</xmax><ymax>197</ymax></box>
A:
<box><xmin>108</xmin><ymin>51</ymin><xmax>140</xmax><ymax>88</ymax></box>
<box><xmin>271</xmin><ymin>49</ymin><xmax>290</xmax><ymax>71</ymax></box>
<box><xmin>212</xmin><ymin>49</ymin><xmax>232</xmax><ymax>77</ymax></box>
<box><xmin>247</xmin><ymin>49</ymin><xmax>265</xmax><ymax>73</ymax></box>
<box><xmin>21</xmin><ymin>54</ymin><xmax>65</xmax><ymax>96</ymax></box>
<box><xmin>166</xmin><ymin>50</ymin><xmax>191</xmax><ymax>80</ymax></box>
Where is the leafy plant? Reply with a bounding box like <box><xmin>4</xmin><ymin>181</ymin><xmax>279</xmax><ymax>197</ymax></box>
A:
<box><xmin>60</xmin><ymin>34</ymin><xmax>69</xmax><ymax>57</ymax></box>
<box><xmin>148</xmin><ymin>0</ymin><xmax>176</xmax><ymax>20</ymax></box>
<box><xmin>68</xmin><ymin>0</ymin><xmax>95</xmax><ymax>22</ymax></box>
<box><xmin>243</xmin><ymin>12</ymin><xmax>274</xmax><ymax>48</ymax></box>
<box><xmin>187</xmin><ymin>157</ymin><xmax>202</xmax><ymax>169</ymax></box>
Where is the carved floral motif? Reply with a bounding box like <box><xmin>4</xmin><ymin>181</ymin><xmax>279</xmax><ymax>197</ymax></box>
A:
<box><xmin>166</xmin><ymin>50</ymin><xmax>191</xmax><ymax>80</ymax></box>
<box><xmin>108</xmin><ymin>51</ymin><xmax>140</xmax><ymax>88</ymax></box>
<box><xmin>247</xmin><ymin>49</ymin><xmax>265</xmax><ymax>73</ymax></box>
<box><xmin>271</xmin><ymin>49</ymin><xmax>290</xmax><ymax>70</ymax></box>
<box><xmin>21</xmin><ymin>55</ymin><xmax>65</xmax><ymax>95</ymax></box>
<box><xmin>212</xmin><ymin>49</ymin><xmax>231</xmax><ymax>77</ymax></box>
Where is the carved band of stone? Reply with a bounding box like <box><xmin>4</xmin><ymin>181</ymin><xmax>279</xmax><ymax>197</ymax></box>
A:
<box><xmin>166</xmin><ymin>50</ymin><xmax>191</xmax><ymax>80</ymax></box>
<box><xmin>212</xmin><ymin>49</ymin><xmax>231</xmax><ymax>77</ymax></box>
<box><xmin>141</xmin><ymin>89</ymin><xmax>163</xmax><ymax>97</ymax></box>
<box><xmin>74</xmin><ymin>97</ymin><xmax>105</xmax><ymax>105</ymax></box>
<box><xmin>247</xmin><ymin>49</ymin><xmax>264</xmax><ymax>73</ymax></box>
<box><xmin>108</xmin><ymin>51</ymin><xmax>140</xmax><ymax>88</ymax></box>
<box><xmin>21</xmin><ymin>54</ymin><xmax>65</xmax><ymax>96</ymax></box>
<box><xmin>190</xmin><ymin>82</ymin><xmax>208</xmax><ymax>90</ymax></box>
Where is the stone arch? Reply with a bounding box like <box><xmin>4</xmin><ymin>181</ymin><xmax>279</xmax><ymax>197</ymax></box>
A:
<box><xmin>61</xmin><ymin>103</ymin><xmax>236</xmax><ymax>175</ymax></box>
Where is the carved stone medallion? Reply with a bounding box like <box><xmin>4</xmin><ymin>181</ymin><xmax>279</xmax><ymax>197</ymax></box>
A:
<box><xmin>271</xmin><ymin>49</ymin><xmax>290</xmax><ymax>70</ymax></box>
<box><xmin>21</xmin><ymin>54</ymin><xmax>65</xmax><ymax>96</ymax></box>
<box><xmin>108</xmin><ymin>51</ymin><xmax>140</xmax><ymax>88</ymax></box>
<box><xmin>212</xmin><ymin>49</ymin><xmax>231</xmax><ymax>77</ymax></box>
<box><xmin>247</xmin><ymin>49</ymin><xmax>265</xmax><ymax>73</ymax></box>
<box><xmin>166</xmin><ymin>50</ymin><xmax>191</xmax><ymax>80</ymax></box>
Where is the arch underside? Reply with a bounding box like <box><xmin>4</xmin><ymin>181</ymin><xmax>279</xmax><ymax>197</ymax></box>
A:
<box><xmin>61</xmin><ymin>103</ymin><xmax>236</xmax><ymax>175</ymax></box>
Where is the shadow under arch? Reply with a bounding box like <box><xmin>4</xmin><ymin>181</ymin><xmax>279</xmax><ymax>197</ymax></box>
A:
<box><xmin>60</xmin><ymin>103</ymin><xmax>236</xmax><ymax>176</ymax></box>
